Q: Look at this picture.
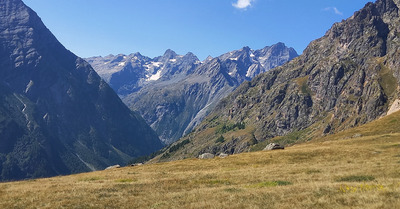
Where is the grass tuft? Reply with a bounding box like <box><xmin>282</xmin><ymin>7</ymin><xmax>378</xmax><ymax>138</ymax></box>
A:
<box><xmin>251</xmin><ymin>180</ymin><xmax>292</xmax><ymax>188</ymax></box>
<box><xmin>115</xmin><ymin>179</ymin><xmax>135</xmax><ymax>183</ymax></box>
<box><xmin>336</xmin><ymin>175</ymin><xmax>375</xmax><ymax>182</ymax></box>
<box><xmin>306</xmin><ymin>169</ymin><xmax>322</xmax><ymax>174</ymax></box>
<box><xmin>79</xmin><ymin>176</ymin><xmax>102</xmax><ymax>182</ymax></box>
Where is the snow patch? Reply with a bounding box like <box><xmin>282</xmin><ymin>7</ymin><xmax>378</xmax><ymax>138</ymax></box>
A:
<box><xmin>118</xmin><ymin>62</ymin><xmax>126</xmax><ymax>66</ymax></box>
<box><xmin>169</xmin><ymin>59</ymin><xmax>177</xmax><ymax>62</ymax></box>
<box><xmin>152</xmin><ymin>62</ymin><xmax>162</xmax><ymax>67</ymax></box>
<box><xmin>147</xmin><ymin>70</ymin><xmax>162</xmax><ymax>81</ymax></box>
<box><xmin>229</xmin><ymin>57</ymin><xmax>238</xmax><ymax>61</ymax></box>
<box><xmin>25</xmin><ymin>80</ymin><xmax>34</xmax><ymax>93</ymax></box>
<box><xmin>246</xmin><ymin>68</ymin><xmax>252</xmax><ymax>77</ymax></box>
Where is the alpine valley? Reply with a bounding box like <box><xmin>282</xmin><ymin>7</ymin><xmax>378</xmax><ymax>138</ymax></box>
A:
<box><xmin>0</xmin><ymin>0</ymin><xmax>162</xmax><ymax>181</ymax></box>
<box><xmin>86</xmin><ymin>44</ymin><xmax>298</xmax><ymax>144</ymax></box>
<box><xmin>1</xmin><ymin>0</ymin><xmax>400</xmax><ymax>208</ymax></box>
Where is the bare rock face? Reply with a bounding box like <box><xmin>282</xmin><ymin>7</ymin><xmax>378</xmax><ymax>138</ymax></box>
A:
<box><xmin>0</xmin><ymin>0</ymin><xmax>162</xmax><ymax>181</ymax></box>
<box><xmin>263</xmin><ymin>143</ymin><xmax>285</xmax><ymax>151</ymax></box>
<box><xmin>387</xmin><ymin>99</ymin><xmax>400</xmax><ymax>115</ymax></box>
<box><xmin>154</xmin><ymin>0</ymin><xmax>400</xmax><ymax>162</ymax></box>
<box><xmin>198</xmin><ymin>153</ymin><xmax>215</xmax><ymax>159</ymax></box>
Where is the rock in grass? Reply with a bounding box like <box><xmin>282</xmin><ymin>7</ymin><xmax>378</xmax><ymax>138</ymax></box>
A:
<box><xmin>198</xmin><ymin>153</ymin><xmax>215</xmax><ymax>159</ymax></box>
<box><xmin>263</xmin><ymin>143</ymin><xmax>284</xmax><ymax>151</ymax></box>
<box><xmin>130</xmin><ymin>163</ymin><xmax>143</xmax><ymax>167</ymax></box>
<box><xmin>219</xmin><ymin>153</ymin><xmax>229</xmax><ymax>158</ymax></box>
<box><xmin>105</xmin><ymin>165</ymin><xmax>121</xmax><ymax>170</ymax></box>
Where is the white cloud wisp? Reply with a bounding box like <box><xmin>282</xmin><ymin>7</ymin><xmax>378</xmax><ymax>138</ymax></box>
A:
<box><xmin>324</xmin><ymin>7</ymin><xmax>343</xmax><ymax>16</ymax></box>
<box><xmin>232</xmin><ymin>0</ymin><xmax>254</xmax><ymax>9</ymax></box>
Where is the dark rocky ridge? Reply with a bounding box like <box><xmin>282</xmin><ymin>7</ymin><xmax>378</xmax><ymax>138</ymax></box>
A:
<box><xmin>88</xmin><ymin>44</ymin><xmax>298</xmax><ymax>144</ymax></box>
<box><xmin>153</xmin><ymin>0</ymin><xmax>400</xmax><ymax>161</ymax></box>
<box><xmin>0</xmin><ymin>0</ymin><xmax>162</xmax><ymax>181</ymax></box>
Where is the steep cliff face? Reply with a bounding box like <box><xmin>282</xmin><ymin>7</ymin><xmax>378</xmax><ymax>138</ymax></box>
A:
<box><xmin>121</xmin><ymin>44</ymin><xmax>297</xmax><ymax>144</ymax></box>
<box><xmin>154</xmin><ymin>0</ymin><xmax>400</xmax><ymax>161</ymax></box>
<box><xmin>0</xmin><ymin>0</ymin><xmax>162</xmax><ymax>181</ymax></box>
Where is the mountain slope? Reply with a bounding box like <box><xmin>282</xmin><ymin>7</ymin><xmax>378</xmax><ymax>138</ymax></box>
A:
<box><xmin>0</xmin><ymin>0</ymin><xmax>162</xmax><ymax>181</ymax></box>
<box><xmin>2</xmin><ymin>110</ymin><xmax>400</xmax><ymax>208</ymax></box>
<box><xmin>114</xmin><ymin>44</ymin><xmax>297</xmax><ymax>144</ymax></box>
<box><xmin>155</xmin><ymin>0</ymin><xmax>400</xmax><ymax>161</ymax></box>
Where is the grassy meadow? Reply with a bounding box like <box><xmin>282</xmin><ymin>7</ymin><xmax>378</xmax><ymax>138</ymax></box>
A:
<box><xmin>1</xmin><ymin>112</ymin><xmax>400</xmax><ymax>208</ymax></box>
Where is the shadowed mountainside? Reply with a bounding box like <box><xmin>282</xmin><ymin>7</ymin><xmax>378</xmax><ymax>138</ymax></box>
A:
<box><xmin>0</xmin><ymin>0</ymin><xmax>162</xmax><ymax>181</ymax></box>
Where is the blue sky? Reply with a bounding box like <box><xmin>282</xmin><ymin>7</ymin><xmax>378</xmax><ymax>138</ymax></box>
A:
<box><xmin>24</xmin><ymin>0</ymin><xmax>372</xmax><ymax>60</ymax></box>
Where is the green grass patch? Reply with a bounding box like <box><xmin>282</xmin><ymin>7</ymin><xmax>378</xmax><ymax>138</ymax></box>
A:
<box><xmin>115</xmin><ymin>179</ymin><xmax>135</xmax><ymax>183</ymax></box>
<box><xmin>336</xmin><ymin>175</ymin><xmax>375</xmax><ymax>182</ymax></box>
<box><xmin>378</xmin><ymin>63</ymin><xmax>396</xmax><ymax>98</ymax></box>
<box><xmin>250</xmin><ymin>139</ymin><xmax>270</xmax><ymax>152</ymax></box>
<box><xmin>194</xmin><ymin>178</ymin><xmax>232</xmax><ymax>187</ymax></box>
<box><xmin>216</xmin><ymin>122</ymin><xmax>245</xmax><ymax>134</ymax></box>
<box><xmin>273</xmin><ymin>127</ymin><xmax>312</xmax><ymax>145</ymax></box>
<box><xmin>215</xmin><ymin>135</ymin><xmax>225</xmax><ymax>143</ymax></box>
<box><xmin>295</xmin><ymin>76</ymin><xmax>312</xmax><ymax>95</ymax></box>
<box><xmin>168</xmin><ymin>139</ymin><xmax>190</xmax><ymax>153</ymax></box>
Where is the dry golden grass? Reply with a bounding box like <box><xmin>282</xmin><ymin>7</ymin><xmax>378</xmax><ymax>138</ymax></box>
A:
<box><xmin>2</xmin><ymin>113</ymin><xmax>400</xmax><ymax>208</ymax></box>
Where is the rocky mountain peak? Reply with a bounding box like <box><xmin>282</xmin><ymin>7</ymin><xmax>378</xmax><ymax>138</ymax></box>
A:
<box><xmin>163</xmin><ymin>49</ymin><xmax>178</xmax><ymax>59</ymax></box>
<box><xmin>183</xmin><ymin>52</ymin><xmax>199</xmax><ymax>61</ymax></box>
<box><xmin>240</xmin><ymin>46</ymin><xmax>251</xmax><ymax>52</ymax></box>
<box><xmin>131</xmin><ymin>52</ymin><xmax>143</xmax><ymax>58</ymax></box>
<box><xmin>204</xmin><ymin>55</ymin><xmax>214</xmax><ymax>62</ymax></box>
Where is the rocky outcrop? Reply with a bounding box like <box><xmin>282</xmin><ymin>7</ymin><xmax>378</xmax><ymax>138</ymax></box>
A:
<box><xmin>219</xmin><ymin>153</ymin><xmax>229</xmax><ymax>158</ymax></box>
<box><xmin>153</xmin><ymin>0</ymin><xmax>400</xmax><ymax>162</ymax></box>
<box><xmin>198</xmin><ymin>153</ymin><xmax>215</xmax><ymax>159</ymax></box>
<box><xmin>105</xmin><ymin>165</ymin><xmax>121</xmax><ymax>170</ymax></box>
<box><xmin>0</xmin><ymin>0</ymin><xmax>162</xmax><ymax>181</ymax></box>
<box><xmin>387</xmin><ymin>99</ymin><xmax>400</xmax><ymax>115</ymax></box>
<box><xmin>263</xmin><ymin>143</ymin><xmax>284</xmax><ymax>151</ymax></box>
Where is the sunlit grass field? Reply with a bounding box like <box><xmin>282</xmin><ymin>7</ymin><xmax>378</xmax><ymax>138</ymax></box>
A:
<box><xmin>1</xmin><ymin>112</ymin><xmax>400</xmax><ymax>208</ymax></box>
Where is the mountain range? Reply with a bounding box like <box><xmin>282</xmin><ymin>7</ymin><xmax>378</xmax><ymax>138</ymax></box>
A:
<box><xmin>87</xmin><ymin>43</ymin><xmax>298</xmax><ymax>144</ymax></box>
<box><xmin>153</xmin><ymin>0</ymin><xmax>400</xmax><ymax>161</ymax></box>
<box><xmin>0</xmin><ymin>0</ymin><xmax>162</xmax><ymax>181</ymax></box>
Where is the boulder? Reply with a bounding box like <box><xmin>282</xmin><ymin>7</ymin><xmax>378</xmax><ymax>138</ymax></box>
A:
<box><xmin>263</xmin><ymin>143</ymin><xmax>284</xmax><ymax>151</ymax></box>
<box><xmin>219</xmin><ymin>153</ymin><xmax>229</xmax><ymax>158</ymax></box>
<box><xmin>130</xmin><ymin>163</ymin><xmax>143</xmax><ymax>167</ymax></box>
<box><xmin>105</xmin><ymin>165</ymin><xmax>121</xmax><ymax>170</ymax></box>
<box><xmin>198</xmin><ymin>153</ymin><xmax>215</xmax><ymax>159</ymax></box>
